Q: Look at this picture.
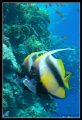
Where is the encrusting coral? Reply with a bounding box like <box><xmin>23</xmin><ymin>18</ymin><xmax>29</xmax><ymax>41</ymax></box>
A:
<box><xmin>3</xmin><ymin>3</ymin><xmax>58</xmax><ymax>117</ymax></box>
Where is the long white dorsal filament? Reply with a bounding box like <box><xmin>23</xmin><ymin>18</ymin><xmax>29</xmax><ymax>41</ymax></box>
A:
<box><xmin>45</xmin><ymin>48</ymin><xmax>75</xmax><ymax>56</ymax></box>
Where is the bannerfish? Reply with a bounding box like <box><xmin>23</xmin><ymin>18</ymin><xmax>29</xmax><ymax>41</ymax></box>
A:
<box><xmin>31</xmin><ymin>48</ymin><xmax>75</xmax><ymax>99</ymax></box>
<box><xmin>20</xmin><ymin>51</ymin><xmax>46</xmax><ymax>77</ymax></box>
<box><xmin>13</xmin><ymin>48</ymin><xmax>75</xmax><ymax>100</ymax></box>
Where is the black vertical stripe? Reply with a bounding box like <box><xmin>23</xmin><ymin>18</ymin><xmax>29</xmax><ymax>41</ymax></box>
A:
<box><xmin>46</xmin><ymin>56</ymin><xmax>64</xmax><ymax>87</ymax></box>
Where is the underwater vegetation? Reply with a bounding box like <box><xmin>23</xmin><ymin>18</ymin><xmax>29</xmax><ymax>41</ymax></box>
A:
<box><xmin>3</xmin><ymin>3</ymin><xmax>57</xmax><ymax>118</ymax></box>
<box><xmin>3</xmin><ymin>3</ymin><xmax>80</xmax><ymax>118</ymax></box>
<box><xmin>3</xmin><ymin>3</ymin><xmax>51</xmax><ymax>64</ymax></box>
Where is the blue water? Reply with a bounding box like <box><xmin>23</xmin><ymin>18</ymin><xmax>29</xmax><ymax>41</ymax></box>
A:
<box><xmin>3</xmin><ymin>2</ymin><xmax>80</xmax><ymax>118</ymax></box>
<box><xmin>36</xmin><ymin>2</ymin><xmax>80</xmax><ymax>48</ymax></box>
<box><xmin>35</xmin><ymin>2</ymin><xmax>80</xmax><ymax>118</ymax></box>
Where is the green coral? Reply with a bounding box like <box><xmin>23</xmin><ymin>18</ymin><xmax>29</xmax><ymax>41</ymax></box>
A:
<box><xmin>3</xmin><ymin>43</ymin><xmax>20</xmax><ymax>69</ymax></box>
<box><xmin>3</xmin><ymin>87</ymin><xmax>15</xmax><ymax>110</ymax></box>
<box><xmin>23</xmin><ymin>38</ymin><xmax>45</xmax><ymax>53</ymax></box>
<box><xmin>3</xmin><ymin>98</ymin><xmax>8</xmax><ymax>109</ymax></box>
<box><xmin>3</xmin><ymin>3</ymin><xmax>51</xmax><ymax>65</ymax></box>
<box><xmin>3</xmin><ymin>3</ymin><xmax>59</xmax><ymax>117</ymax></box>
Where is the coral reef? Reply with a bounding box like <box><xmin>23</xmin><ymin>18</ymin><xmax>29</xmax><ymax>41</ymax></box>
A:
<box><xmin>3</xmin><ymin>43</ymin><xmax>19</xmax><ymax>70</ymax></box>
<box><xmin>3</xmin><ymin>3</ymin><xmax>51</xmax><ymax>64</ymax></box>
<box><xmin>3</xmin><ymin>3</ymin><xmax>79</xmax><ymax>118</ymax></box>
<box><xmin>3</xmin><ymin>3</ymin><xmax>58</xmax><ymax>118</ymax></box>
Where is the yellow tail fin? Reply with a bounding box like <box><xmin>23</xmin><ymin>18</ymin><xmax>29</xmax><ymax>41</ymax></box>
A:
<box><xmin>64</xmin><ymin>73</ymin><xmax>72</xmax><ymax>89</ymax></box>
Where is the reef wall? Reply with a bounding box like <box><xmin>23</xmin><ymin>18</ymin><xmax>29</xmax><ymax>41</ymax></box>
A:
<box><xmin>3</xmin><ymin>3</ymin><xmax>58</xmax><ymax>118</ymax></box>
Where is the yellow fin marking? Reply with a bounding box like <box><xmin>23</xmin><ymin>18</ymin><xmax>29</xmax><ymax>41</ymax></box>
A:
<box><xmin>40</xmin><ymin>73</ymin><xmax>65</xmax><ymax>98</ymax></box>
<box><xmin>56</xmin><ymin>59</ymin><xmax>65</xmax><ymax>78</ymax></box>
<box><xmin>63</xmin><ymin>73</ymin><xmax>72</xmax><ymax>89</ymax></box>
<box><xmin>55</xmin><ymin>87</ymin><xmax>65</xmax><ymax>98</ymax></box>
<box><xmin>24</xmin><ymin>53</ymin><xmax>32</xmax><ymax>62</ymax></box>
<box><xmin>40</xmin><ymin>73</ymin><xmax>54</xmax><ymax>91</ymax></box>
<box><xmin>35</xmin><ymin>53</ymin><xmax>46</xmax><ymax>62</ymax></box>
<box><xmin>24</xmin><ymin>52</ymin><xmax>37</xmax><ymax>62</ymax></box>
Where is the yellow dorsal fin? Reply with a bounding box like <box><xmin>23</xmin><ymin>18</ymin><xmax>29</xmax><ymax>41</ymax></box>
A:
<box><xmin>24</xmin><ymin>53</ymin><xmax>33</xmax><ymax>62</ymax></box>
<box><xmin>63</xmin><ymin>73</ymin><xmax>72</xmax><ymax>89</ymax></box>
<box><xmin>24</xmin><ymin>51</ymin><xmax>46</xmax><ymax>62</ymax></box>
<box><xmin>35</xmin><ymin>53</ymin><xmax>46</xmax><ymax>62</ymax></box>
<box><xmin>35</xmin><ymin>48</ymin><xmax>75</xmax><ymax>63</ymax></box>
<box><xmin>56</xmin><ymin>59</ymin><xmax>65</xmax><ymax>78</ymax></box>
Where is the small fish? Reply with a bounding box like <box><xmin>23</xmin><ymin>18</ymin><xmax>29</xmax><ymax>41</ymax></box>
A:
<box><xmin>49</xmin><ymin>3</ymin><xmax>52</xmax><ymax>7</ymax></box>
<box><xmin>3</xmin><ymin>111</ymin><xmax>9</xmax><ymax>117</ymax></box>
<box><xmin>45</xmin><ymin>4</ymin><xmax>47</xmax><ymax>8</ymax></box>
<box><xmin>37</xmin><ymin>6</ymin><xmax>39</xmax><ymax>10</ymax></box>
<box><xmin>28</xmin><ymin>3</ymin><xmax>31</xmax><ymax>7</ymax></box>
<box><xmin>60</xmin><ymin>18</ymin><xmax>65</xmax><ymax>21</ymax></box>
<box><xmin>53</xmin><ymin>7</ymin><xmax>55</xmax><ymax>9</ymax></box>
<box><xmin>31</xmin><ymin>35</ymin><xmax>35</xmax><ymax>39</ymax></box>
<box><xmin>56</xmin><ymin>3</ymin><xmax>59</xmax><ymax>7</ymax></box>
<box><xmin>28</xmin><ymin>108</ymin><xmax>33</xmax><ymax>112</ymax></box>
<box><xmin>60</xmin><ymin>13</ymin><xmax>63</xmax><ymax>17</ymax></box>
<box><xmin>60</xmin><ymin>3</ymin><xmax>62</xmax><ymax>6</ymax></box>
<box><xmin>63</xmin><ymin>35</ymin><xmax>67</xmax><ymax>40</ymax></box>
<box><xmin>20</xmin><ymin>114</ymin><xmax>24</xmax><ymax>117</ymax></box>
<box><xmin>41</xmin><ymin>14</ymin><xmax>43</xmax><ymax>16</ymax></box>
<box><xmin>77</xmin><ymin>9</ymin><xmax>80</xmax><ymax>12</ymax></box>
<box><xmin>56</xmin><ymin>11</ymin><xmax>63</xmax><ymax>17</ymax></box>
<box><xmin>25</xmin><ymin>10</ymin><xmax>28</xmax><ymax>14</ymax></box>
<box><xmin>53</xmin><ymin>102</ymin><xmax>56</xmax><ymax>104</ymax></box>
<box><xmin>48</xmin><ymin>18</ymin><xmax>50</xmax><ymax>24</ymax></box>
